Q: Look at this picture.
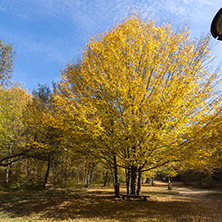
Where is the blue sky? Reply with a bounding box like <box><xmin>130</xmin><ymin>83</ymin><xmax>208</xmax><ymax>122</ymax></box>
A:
<box><xmin>0</xmin><ymin>0</ymin><xmax>221</xmax><ymax>92</ymax></box>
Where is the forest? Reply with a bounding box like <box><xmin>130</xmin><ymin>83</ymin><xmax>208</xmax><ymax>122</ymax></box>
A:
<box><xmin>0</xmin><ymin>15</ymin><xmax>222</xmax><ymax>200</ymax></box>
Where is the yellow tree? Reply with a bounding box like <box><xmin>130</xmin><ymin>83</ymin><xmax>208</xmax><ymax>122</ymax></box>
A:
<box><xmin>24</xmin><ymin>84</ymin><xmax>64</xmax><ymax>188</ymax></box>
<box><xmin>55</xmin><ymin>14</ymin><xmax>222</xmax><ymax>197</ymax></box>
<box><xmin>183</xmin><ymin>109</ymin><xmax>222</xmax><ymax>185</ymax></box>
<box><xmin>0</xmin><ymin>85</ymin><xmax>31</xmax><ymax>183</ymax></box>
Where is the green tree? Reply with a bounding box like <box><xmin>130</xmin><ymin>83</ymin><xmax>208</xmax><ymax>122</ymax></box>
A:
<box><xmin>0</xmin><ymin>40</ymin><xmax>15</xmax><ymax>86</ymax></box>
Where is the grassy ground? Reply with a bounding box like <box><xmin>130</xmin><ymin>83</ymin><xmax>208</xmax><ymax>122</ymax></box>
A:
<box><xmin>0</xmin><ymin>181</ymin><xmax>222</xmax><ymax>222</ymax></box>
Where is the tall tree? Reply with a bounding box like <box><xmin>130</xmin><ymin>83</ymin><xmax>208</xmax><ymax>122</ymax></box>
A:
<box><xmin>0</xmin><ymin>86</ymin><xmax>31</xmax><ymax>165</ymax></box>
<box><xmin>24</xmin><ymin>84</ymin><xmax>63</xmax><ymax>188</ymax></box>
<box><xmin>55</xmin><ymin>14</ymin><xmax>222</xmax><ymax>196</ymax></box>
<box><xmin>0</xmin><ymin>86</ymin><xmax>30</xmax><ymax>184</ymax></box>
<box><xmin>0</xmin><ymin>40</ymin><xmax>15</xmax><ymax>86</ymax></box>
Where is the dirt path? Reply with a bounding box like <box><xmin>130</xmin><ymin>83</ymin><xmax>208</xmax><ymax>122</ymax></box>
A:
<box><xmin>175</xmin><ymin>186</ymin><xmax>207</xmax><ymax>197</ymax></box>
<box><xmin>143</xmin><ymin>181</ymin><xmax>211</xmax><ymax>198</ymax></box>
<box><xmin>172</xmin><ymin>182</ymin><xmax>217</xmax><ymax>198</ymax></box>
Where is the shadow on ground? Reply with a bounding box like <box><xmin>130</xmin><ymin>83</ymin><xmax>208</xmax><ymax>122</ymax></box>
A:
<box><xmin>0</xmin><ymin>184</ymin><xmax>222</xmax><ymax>222</ymax></box>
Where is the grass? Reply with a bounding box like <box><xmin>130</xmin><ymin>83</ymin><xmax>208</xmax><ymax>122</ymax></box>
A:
<box><xmin>0</xmin><ymin>181</ymin><xmax>222</xmax><ymax>221</ymax></box>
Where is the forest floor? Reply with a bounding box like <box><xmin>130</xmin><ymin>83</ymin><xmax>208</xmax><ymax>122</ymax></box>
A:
<box><xmin>0</xmin><ymin>181</ymin><xmax>222</xmax><ymax>222</ymax></box>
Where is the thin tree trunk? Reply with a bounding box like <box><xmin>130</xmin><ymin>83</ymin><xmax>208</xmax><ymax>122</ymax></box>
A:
<box><xmin>89</xmin><ymin>162</ymin><xmax>95</xmax><ymax>185</ymax></box>
<box><xmin>76</xmin><ymin>169</ymin><xmax>80</xmax><ymax>184</ymax></box>
<box><xmin>125</xmin><ymin>165</ymin><xmax>131</xmax><ymax>195</ymax></box>
<box><xmin>130</xmin><ymin>165</ymin><xmax>137</xmax><ymax>196</ymax></box>
<box><xmin>53</xmin><ymin>162</ymin><xmax>57</xmax><ymax>186</ymax></box>
<box><xmin>65</xmin><ymin>154</ymin><xmax>69</xmax><ymax>187</ymax></box>
<box><xmin>136</xmin><ymin>167</ymin><xmax>142</xmax><ymax>196</ymax></box>
<box><xmin>149</xmin><ymin>177</ymin><xmax>154</xmax><ymax>186</ymax></box>
<box><xmin>5</xmin><ymin>167</ymin><xmax>9</xmax><ymax>184</ymax></box>
<box><xmin>44</xmin><ymin>153</ymin><xmax>51</xmax><ymax>189</ymax></box>
<box><xmin>85</xmin><ymin>162</ymin><xmax>95</xmax><ymax>188</ymax></box>
<box><xmin>85</xmin><ymin>164</ymin><xmax>91</xmax><ymax>188</ymax></box>
<box><xmin>32</xmin><ymin>168</ymin><xmax>36</xmax><ymax>182</ymax></box>
<box><xmin>103</xmin><ymin>170</ymin><xmax>108</xmax><ymax>186</ymax></box>
<box><xmin>113</xmin><ymin>155</ymin><xmax>120</xmax><ymax>198</ymax></box>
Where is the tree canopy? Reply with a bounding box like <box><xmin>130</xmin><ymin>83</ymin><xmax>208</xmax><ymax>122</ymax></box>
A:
<box><xmin>54</xmin><ymin>15</ymin><xmax>222</xmax><ymax>196</ymax></box>
<box><xmin>0</xmin><ymin>16</ymin><xmax>222</xmax><ymax>194</ymax></box>
<box><xmin>0</xmin><ymin>40</ymin><xmax>15</xmax><ymax>87</ymax></box>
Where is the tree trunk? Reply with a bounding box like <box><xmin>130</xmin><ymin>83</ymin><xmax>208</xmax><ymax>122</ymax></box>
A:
<box><xmin>76</xmin><ymin>169</ymin><xmax>80</xmax><ymax>184</ymax></box>
<box><xmin>89</xmin><ymin>162</ymin><xmax>95</xmax><ymax>185</ymax></box>
<box><xmin>5</xmin><ymin>167</ymin><xmax>9</xmax><ymax>184</ymax></box>
<box><xmin>26</xmin><ymin>159</ymin><xmax>31</xmax><ymax>178</ymax></box>
<box><xmin>125</xmin><ymin>165</ymin><xmax>131</xmax><ymax>195</ymax></box>
<box><xmin>44</xmin><ymin>153</ymin><xmax>51</xmax><ymax>189</ymax></box>
<box><xmin>85</xmin><ymin>164</ymin><xmax>91</xmax><ymax>188</ymax></box>
<box><xmin>53</xmin><ymin>162</ymin><xmax>57</xmax><ymax>186</ymax></box>
<box><xmin>113</xmin><ymin>155</ymin><xmax>120</xmax><ymax>197</ymax></box>
<box><xmin>103</xmin><ymin>170</ymin><xmax>108</xmax><ymax>186</ymax></box>
<box><xmin>136</xmin><ymin>167</ymin><xmax>142</xmax><ymax>196</ymax></box>
<box><xmin>85</xmin><ymin>162</ymin><xmax>95</xmax><ymax>188</ymax></box>
<box><xmin>150</xmin><ymin>177</ymin><xmax>154</xmax><ymax>186</ymax></box>
<box><xmin>65</xmin><ymin>154</ymin><xmax>69</xmax><ymax>187</ymax></box>
<box><xmin>130</xmin><ymin>165</ymin><xmax>137</xmax><ymax>196</ymax></box>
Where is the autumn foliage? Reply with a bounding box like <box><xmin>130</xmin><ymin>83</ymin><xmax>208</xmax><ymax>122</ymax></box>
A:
<box><xmin>54</xmin><ymin>15</ymin><xmax>222</xmax><ymax>196</ymax></box>
<box><xmin>0</xmin><ymin>15</ymin><xmax>222</xmax><ymax>196</ymax></box>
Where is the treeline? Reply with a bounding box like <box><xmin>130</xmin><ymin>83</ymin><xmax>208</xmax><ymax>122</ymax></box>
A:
<box><xmin>0</xmin><ymin>83</ymin><xmax>114</xmax><ymax>189</ymax></box>
<box><xmin>0</xmin><ymin>15</ymin><xmax>222</xmax><ymax>196</ymax></box>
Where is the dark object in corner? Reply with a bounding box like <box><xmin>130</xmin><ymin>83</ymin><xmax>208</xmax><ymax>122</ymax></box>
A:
<box><xmin>211</xmin><ymin>8</ymin><xmax>222</xmax><ymax>40</ymax></box>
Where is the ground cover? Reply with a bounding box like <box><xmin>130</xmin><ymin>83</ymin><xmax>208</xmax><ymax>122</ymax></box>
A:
<box><xmin>0</xmin><ymin>181</ymin><xmax>221</xmax><ymax>221</ymax></box>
